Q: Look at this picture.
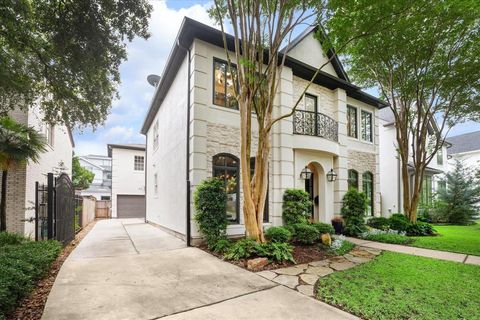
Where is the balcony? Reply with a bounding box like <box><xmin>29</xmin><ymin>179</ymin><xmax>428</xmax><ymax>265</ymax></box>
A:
<box><xmin>293</xmin><ymin>110</ymin><xmax>338</xmax><ymax>142</ymax></box>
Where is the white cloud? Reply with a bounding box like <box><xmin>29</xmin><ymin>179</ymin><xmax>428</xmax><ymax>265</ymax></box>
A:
<box><xmin>74</xmin><ymin>0</ymin><xmax>215</xmax><ymax>156</ymax></box>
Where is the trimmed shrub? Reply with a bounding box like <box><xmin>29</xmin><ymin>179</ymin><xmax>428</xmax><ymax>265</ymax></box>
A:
<box><xmin>211</xmin><ymin>239</ymin><xmax>232</xmax><ymax>254</ymax></box>
<box><xmin>293</xmin><ymin>223</ymin><xmax>319</xmax><ymax>244</ymax></box>
<box><xmin>282</xmin><ymin>189</ymin><xmax>312</xmax><ymax>225</ymax></box>
<box><xmin>265</xmin><ymin>226</ymin><xmax>292</xmax><ymax>243</ymax></box>
<box><xmin>0</xmin><ymin>237</ymin><xmax>62</xmax><ymax>317</ymax></box>
<box><xmin>361</xmin><ymin>233</ymin><xmax>413</xmax><ymax>245</ymax></box>
<box><xmin>367</xmin><ymin>217</ymin><xmax>390</xmax><ymax>231</ymax></box>
<box><xmin>312</xmin><ymin>222</ymin><xmax>335</xmax><ymax>235</ymax></box>
<box><xmin>224</xmin><ymin>238</ymin><xmax>262</xmax><ymax>260</ymax></box>
<box><xmin>406</xmin><ymin>222</ymin><xmax>436</xmax><ymax>236</ymax></box>
<box><xmin>259</xmin><ymin>242</ymin><xmax>295</xmax><ymax>263</ymax></box>
<box><xmin>341</xmin><ymin>189</ymin><xmax>368</xmax><ymax>236</ymax></box>
<box><xmin>193</xmin><ymin>178</ymin><xmax>228</xmax><ymax>249</ymax></box>
<box><xmin>389</xmin><ymin>213</ymin><xmax>411</xmax><ymax>232</ymax></box>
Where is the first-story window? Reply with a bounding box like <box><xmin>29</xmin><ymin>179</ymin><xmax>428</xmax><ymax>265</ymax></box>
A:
<box><xmin>250</xmin><ymin>157</ymin><xmax>269</xmax><ymax>222</ymax></box>
<box><xmin>361</xmin><ymin>110</ymin><xmax>373</xmax><ymax>142</ymax></box>
<box><xmin>134</xmin><ymin>156</ymin><xmax>144</xmax><ymax>171</ymax></box>
<box><xmin>213</xmin><ymin>153</ymin><xmax>239</xmax><ymax>223</ymax></box>
<box><xmin>347</xmin><ymin>106</ymin><xmax>358</xmax><ymax>138</ymax></box>
<box><xmin>420</xmin><ymin>175</ymin><xmax>433</xmax><ymax>206</ymax></box>
<box><xmin>213</xmin><ymin>59</ymin><xmax>238</xmax><ymax>109</ymax></box>
<box><xmin>362</xmin><ymin>171</ymin><xmax>374</xmax><ymax>216</ymax></box>
<box><xmin>348</xmin><ymin>169</ymin><xmax>359</xmax><ymax>189</ymax></box>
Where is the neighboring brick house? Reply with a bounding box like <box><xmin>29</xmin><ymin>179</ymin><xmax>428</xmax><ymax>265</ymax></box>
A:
<box><xmin>141</xmin><ymin>18</ymin><xmax>386</xmax><ymax>243</ymax></box>
<box><xmin>0</xmin><ymin>107</ymin><xmax>74</xmax><ymax>237</ymax></box>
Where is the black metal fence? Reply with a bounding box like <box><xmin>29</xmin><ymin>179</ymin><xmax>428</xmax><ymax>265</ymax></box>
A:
<box><xmin>34</xmin><ymin>172</ymin><xmax>75</xmax><ymax>244</ymax></box>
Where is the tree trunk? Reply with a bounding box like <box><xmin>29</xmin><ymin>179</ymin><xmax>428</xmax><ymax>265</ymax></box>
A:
<box><xmin>1</xmin><ymin>170</ymin><xmax>7</xmax><ymax>232</ymax></box>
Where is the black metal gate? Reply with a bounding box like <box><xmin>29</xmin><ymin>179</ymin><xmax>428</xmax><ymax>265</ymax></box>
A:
<box><xmin>34</xmin><ymin>172</ymin><xmax>75</xmax><ymax>244</ymax></box>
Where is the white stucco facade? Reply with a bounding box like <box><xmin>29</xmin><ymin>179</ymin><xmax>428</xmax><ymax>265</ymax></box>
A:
<box><xmin>78</xmin><ymin>155</ymin><xmax>112</xmax><ymax>200</ymax></box>
<box><xmin>141</xmin><ymin>18</ymin><xmax>385</xmax><ymax>243</ymax></box>
<box><xmin>109</xmin><ymin>145</ymin><xmax>146</xmax><ymax>218</ymax></box>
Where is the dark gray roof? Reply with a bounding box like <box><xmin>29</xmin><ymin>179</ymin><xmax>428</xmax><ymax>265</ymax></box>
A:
<box><xmin>378</xmin><ymin>107</ymin><xmax>395</xmax><ymax>123</ymax></box>
<box><xmin>447</xmin><ymin>131</ymin><xmax>480</xmax><ymax>155</ymax></box>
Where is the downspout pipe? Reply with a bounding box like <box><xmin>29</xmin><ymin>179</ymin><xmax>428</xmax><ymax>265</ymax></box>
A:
<box><xmin>177</xmin><ymin>39</ymin><xmax>192</xmax><ymax>247</ymax></box>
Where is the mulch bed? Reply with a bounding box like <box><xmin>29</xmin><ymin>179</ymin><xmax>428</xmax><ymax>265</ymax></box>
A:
<box><xmin>201</xmin><ymin>243</ymin><xmax>330</xmax><ymax>272</ymax></box>
<box><xmin>7</xmin><ymin>220</ymin><xmax>98</xmax><ymax>320</ymax></box>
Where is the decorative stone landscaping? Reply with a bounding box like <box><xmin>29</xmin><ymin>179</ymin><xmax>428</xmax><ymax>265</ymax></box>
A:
<box><xmin>257</xmin><ymin>246</ymin><xmax>382</xmax><ymax>297</ymax></box>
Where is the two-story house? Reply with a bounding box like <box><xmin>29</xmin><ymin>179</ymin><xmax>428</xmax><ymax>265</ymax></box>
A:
<box><xmin>78</xmin><ymin>154</ymin><xmax>112</xmax><ymax>200</ymax></box>
<box><xmin>447</xmin><ymin>131</ymin><xmax>480</xmax><ymax>171</ymax></box>
<box><xmin>141</xmin><ymin>18</ymin><xmax>386</xmax><ymax>243</ymax></box>
<box><xmin>107</xmin><ymin>144</ymin><xmax>146</xmax><ymax>218</ymax></box>
<box><xmin>1</xmin><ymin>107</ymin><xmax>74</xmax><ymax>237</ymax></box>
<box><xmin>379</xmin><ymin>107</ymin><xmax>450</xmax><ymax>216</ymax></box>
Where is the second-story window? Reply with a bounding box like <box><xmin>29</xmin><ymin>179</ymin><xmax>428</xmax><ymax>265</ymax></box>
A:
<box><xmin>134</xmin><ymin>156</ymin><xmax>144</xmax><ymax>171</ymax></box>
<box><xmin>213</xmin><ymin>59</ymin><xmax>238</xmax><ymax>109</ymax></box>
<box><xmin>361</xmin><ymin>110</ymin><xmax>373</xmax><ymax>142</ymax></box>
<box><xmin>153</xmin><ymin>120</ymin><xmax>159</xmax><ymax>150</ymax></box>
<box><xmin>437</xmin><ymin>149</ymin><xmax>443</xmax><ymax>165</ymax></box>
<box><xmin>347</xmin><ymin>106</ymin><xmax>357</xmax><ymax>138</ymax></box>
<box><xmin>305</xmin><ymin>94</ymin><xmax>317</xmax><ymax>112</ymax></box>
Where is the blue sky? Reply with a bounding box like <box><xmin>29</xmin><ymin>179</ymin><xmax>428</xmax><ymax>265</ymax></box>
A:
<box><xmin>73</xmin><ymin>0</ymin><xmax>480</xmax><ymax>156</ymax></box>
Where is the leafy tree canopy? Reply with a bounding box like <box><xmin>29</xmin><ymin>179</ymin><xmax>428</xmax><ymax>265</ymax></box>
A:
<box><xmin>72</xmin><ymin>156</ymin><xmax>94</xmax><ymax>190</ymax></box>
<box><xmin>0</xmin><ymin>0</ymin><xmax>152</xmax><ymax>129</ymax></box>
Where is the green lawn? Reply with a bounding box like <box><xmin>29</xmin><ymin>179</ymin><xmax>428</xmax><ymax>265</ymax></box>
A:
<box><xmin>411</xmin><ymin>222</ymin><xmax>480</xmax><ymax>256</ymax></box>
<box><xmin>317</xmin><ymin>252</ymin><xmax>480</xmax><ymax>320</ymax></box>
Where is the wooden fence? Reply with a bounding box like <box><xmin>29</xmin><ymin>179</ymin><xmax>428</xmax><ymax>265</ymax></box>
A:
<box><xmin>95</xmin><ymin>200</ymin><xmax>111</xmax><ymax>218</ymax></box>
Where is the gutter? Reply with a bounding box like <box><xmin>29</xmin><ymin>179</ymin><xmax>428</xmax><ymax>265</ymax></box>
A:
<box><xmin>177</xmin><ymin>39</ymin><xmax>192</xmax><ymax>247</ymax></box>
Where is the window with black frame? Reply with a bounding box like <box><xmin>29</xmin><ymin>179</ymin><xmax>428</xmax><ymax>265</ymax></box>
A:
<box><xmin>362</xmin><ymin>171</ymin><xmax>374</xmax><ymax>216</ymax></box>
<box><xmin>347</xmin><ymin>106</ymin><xmax>358</xmax><ymax>138</ymax></box>
<box><xmin>361</xmin><ymin>110</ymin><xmax>373</xmax><ymax>142</ymax></box>
<box><xmin>213</xmin><ymin>154</ymin><xmax>239</xmax><ymax>223</ymax></box>
<box><xmin>250</xmin><ymin>157</ymin><xmax>269</xmax><ymax>222</ymax></box>
<box><xmin>213</xmin><ymin>59</ymin><xmax>238</xmax><ymax>109</ymax></box>
<box><xmin>348</xmin><ymin>169</ymin><xmax>359</xmax><ymax>189</ymax></box>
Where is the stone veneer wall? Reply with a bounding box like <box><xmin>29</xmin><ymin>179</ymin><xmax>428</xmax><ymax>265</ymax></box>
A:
<box><xmin>0</xmin><ymin>109</ymin><xmax>28</xmax><ymax>234</ymax></box>
<box><xmin>292</xmin><ymin>76</ymin><xmax>336</xmax><ymax>119</ymax></box>
<box><xmin>347</xmin><ymin>149</ymin><xmax>379</xmax><ymax>214</ymax></box>
<box><xmin>205</xmin><ymin>122</ymin><xmax>273</xmax><ymax>223</ymax></box>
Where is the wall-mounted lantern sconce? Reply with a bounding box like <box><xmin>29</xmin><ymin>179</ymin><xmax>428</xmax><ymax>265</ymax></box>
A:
<box><xmin>300</xmin><ymin>166</ymin><xmax>313</xmax><ymax>180</ymax></box>
<box><xmin>326</xmin><ymin>168</ymin><xmax>337</xmax><ymax>182</ymax></box>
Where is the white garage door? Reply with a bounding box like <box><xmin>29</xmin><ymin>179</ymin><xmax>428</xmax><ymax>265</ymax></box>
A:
<box><xmin>117</xmin><ymin>195</ymin><xmax>145</xmax><ymax>218</ymax></box>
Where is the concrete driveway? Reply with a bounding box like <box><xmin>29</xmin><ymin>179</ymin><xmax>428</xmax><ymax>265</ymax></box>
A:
<box><xmin>42</xmin><ymin>219</ymin><xmax>356</xmax><ymax>320</ymax></box>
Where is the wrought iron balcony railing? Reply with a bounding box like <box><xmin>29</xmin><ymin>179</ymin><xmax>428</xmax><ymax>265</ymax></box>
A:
<box><xmin>293</xmin><ymin>110</ymin><xmax>338</xmax><ymax>142</ymax></box>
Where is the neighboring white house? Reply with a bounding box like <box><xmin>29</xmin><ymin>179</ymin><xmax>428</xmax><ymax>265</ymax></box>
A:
<box><xmin>378</xmin><ymin>108</ymin><xmax>449</xmax><ymax>216</ymax></box>
<box><xmin>108</xmin><ymin>144</ymin><xmax>146</xmax><ymax>218</ymax></box>
<box><xmin>78</xmin><ymin>154</ymin><xmax>112</xmax><ymax>200</ymax></box>
<box><xmin>1</xmin><ymin>107</ymin><xmax>74</xmax><ymax>237</ymax></box>
<box><xmin>447</xmin><ymin>131</ymin><xmax>480</xmax><ymax>170</ymax></box>
<box><xmin>140</xmin><ymin>18</ymin><xmax>387</xmax><ymax>244</ymax></box>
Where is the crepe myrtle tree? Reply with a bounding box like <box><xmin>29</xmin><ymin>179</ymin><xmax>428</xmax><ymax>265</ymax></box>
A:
<box><xmin>326</xmin><ymin>0</ymin><xmax>480</xmax><ymax>222</ymax></box>
<box><xmin>209</xmin><ymin>0</ymin><xmax>394</xmax><ymax>242</ymax></box>
<box><xmin>0</xmin><ymin>0</ymin><xmax>152</xmax><ymax>129</ymax></box>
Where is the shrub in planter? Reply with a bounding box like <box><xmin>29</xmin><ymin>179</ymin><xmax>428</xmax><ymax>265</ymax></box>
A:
<box><xmin>282</xmin><ymin>189</ymin><xmax>312</xmax><ymax>225</ymax></box>
<box><xmin>265</xmin><ymin>226</ymin><xmax>292</xmax><ymax>243</ymax></box>
<box><xmin>406</xmin><ymin>222</ymin><xmax>436</xmax><ymax>236</ymax></box>
<box><xmin>367</xmin><ymin>217</ymin><xmax>390</xmax><ymax>231</ymax></box>
<box><xmin>292</xmin><ymin>223</ymin><xmax>319</xmax><ymax>244</ymax></box>
<box><xmin>193</xmin><ymin>177</ymin><xmax>228</xmax><ymax>250</ymax></box>
<box><xmin>312</xmin><ymin>222</ymin><xmax>335</xmax><ymax>235</ymax></box>
<box><xmin>331</xmin><ymin>216</ymin><xmax>344</xmax><ymax>235</ymax></box>
<box><xmin>389</xmin><ymin>213</ymin><xmax>411</xmax><ymax>232</ymax></box>
<box><xmin>224</xmin><ymin>238</ymin><xmax>262</xmax><ymax>260</ymax></box>
<box><xmin>341</xmin><ymin>189</ymin><xmax>368</xmax><ymax>236</ymax></box>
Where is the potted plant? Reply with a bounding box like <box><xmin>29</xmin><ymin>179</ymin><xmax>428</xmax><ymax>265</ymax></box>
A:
<box><xmin>331</xmin><ymin>216</ymin><xmax>344</xmax><ymax>235</ymax></box>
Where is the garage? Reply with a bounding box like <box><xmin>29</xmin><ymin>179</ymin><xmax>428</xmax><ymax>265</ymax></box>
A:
<box><xmin>117</xmin><ymin>195</ymin><xmax>146</xmax><ymax>218</ymax></box>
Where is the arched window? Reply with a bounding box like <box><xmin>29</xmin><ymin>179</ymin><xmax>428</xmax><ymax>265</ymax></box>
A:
<box><xmin>348</xmin><ymin>169</ymin><xmax>359</xmax><ymax>190</ymax></box>
<box><xmin>362</xmin><ymin>171</ymin><xmax>374</xmax><ymax>216</ymax></box>
<box><xmin>250</xmin><ymin>157</ymin><xmax>269</xmax><ymax>222</ymax></box>
<box><xmin>213</xmin><ymin>154</ymin><xmax>239</xmax><ymax>223</ymax></box>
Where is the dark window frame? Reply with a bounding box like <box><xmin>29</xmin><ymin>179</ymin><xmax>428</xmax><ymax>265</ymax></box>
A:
<box><xmin>212</xmin><ymin>153</ymin><xmax>240</xmax><ymax>224</ymax></box>
<box><xmin>134</xmin><ymin>156</ymin><xmax>145</xmax><ymax>171</ymax></box>
<box><xmin>347</xmin><ymin>105</ymin><xmax>358</xmax><ymax>138</ymax></box>
<box><xmin>212</xmin><ymin>58</ymin><xmax>238</xmax><ymax>110</ymax></box>
<box><xmin>348</xmin><ymin>169</ymin><xmax>359</xmax><ymax>189</ymax></box>
<box><xmin>361</xmin><ymin>110</ymin><xmax>373</xmax><ymax>142</ymax></box>
<box><xmin>304</xmin><ymin>93</ymin><xmax>318</xmax><ymax>113</ymax></box>
<box><xmin>362</xmin><ymin>171</ymin><xmax>374</xmax><ymax>216</ymax></box>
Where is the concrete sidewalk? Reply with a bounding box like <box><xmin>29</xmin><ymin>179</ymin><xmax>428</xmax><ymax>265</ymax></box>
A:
<box><xmin>346</xmin><ymin>237</ymin><xmax>480</xmax><ymax>265</ymax></box>
<box><xmin>42</xmin><ymin>219</ymin><xmax>357</xmax><ymax>320</ymax></box>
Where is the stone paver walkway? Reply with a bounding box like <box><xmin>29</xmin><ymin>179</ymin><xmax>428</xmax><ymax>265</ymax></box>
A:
<box><xmin>257</xmin><ymin>247</ymin><xmax>382</xmax><ymax>297</ymax></box>
<box><xmin>346</xmin><ymin>237</ymin><xmax>480</xmax><ymax>265</ymax></box>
